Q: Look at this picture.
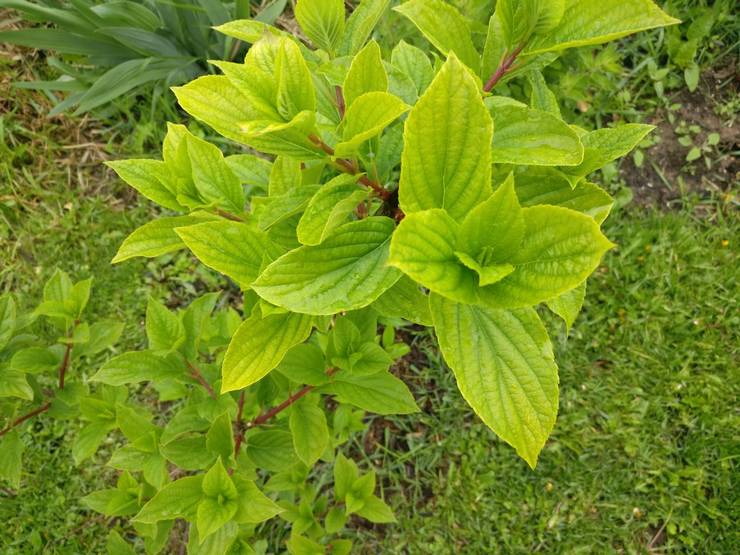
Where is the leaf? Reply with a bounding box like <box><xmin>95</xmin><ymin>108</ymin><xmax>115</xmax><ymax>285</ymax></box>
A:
<box><xmin>92</xmin><ymin>351</ymin><xmax>182</xmax><ymax>386</ymax></box>
<box><xmin>0</xmin><ymin>293</ymin><xmax>16</xmax><ymax>351</ymax></box>
<box><xmin>335</xmin><ymin>91</ymin><xmax>409</xmax><ymax>156</ymax></box>
<box><xmin>275</xmin><ymin>37</ymin><xmax>317</xmax><ymax>121</ymax></box>
<box><xmin>333</xmin><ymin>454</ymin><xmax>359</xmax><ymax>500</ymax></box>
<box><xmin>515</xmin><ymin>171</ymin><xmax>613</xmax><ymax>224</ymax></box>
<box><xmin>240</xmin><ymin>111</ymin><xmax>324</xmax><ymax>159</ymax></box>
<box><xmin>393</xmin><ymin>0</ymin><xmax>479</xmax><ymax>71</ymax></box>
<box><xmin>389</xmin><ymin>209</ymin><xmax>478</xmax><ymax>304</ymax></box>
<box><xmin>399</xmin><ymin>54</ymin><xmax>492</xmax><ymax>222</ymax></box>
<box><xmin>134</xmin><ymin>475</ymin><xmax>205</xmax><ymax>524</ymax></box>
<box><xmin>106</xmin><ymin>530</ymin><xmax>137</xmax><ymax>555</ymax></box>
<box><xmin>83</xmin><ymin>488</ymin><xmax>138</xmax><ymax>517</ymax></box>
<box><xmin>225</xmin><ymin>154</ymin><xmax>272</xmax><ymax>191</ymax></box>
<box><xmin>106</xmin><ymin>159</ymin><xmax>182</xmax><ymax>211</ymax></box>
<box><xmin>527</xmin><ymin>69</ymin><xmax>561</xmax><ymax>117</ymax></box>
<box><xmin>275</xmin><ymin>343</ymin><xmax>328</xmax><ymax>386</ymax></box>
<box><xmin>391</xmin><ymin>40</ymin><xmax>434</xmax><ymax>97</ymax></box>
<box><xmin>197</xmin><ymin>496</ymin><xmax>237</xmax><ymax>542</ymax></box>
<box><xmin>0</xmin><ymin>430</ymin><xmax>24</xmax><ymax>488</ymax></box>
<box><xmin>172</xmin><ymin>75</ymin><xmax>260</xmax><ymax>145</ymax></box>
<box><xmin>343</xmin><ymin>40</ymin><xmax>387</xmax><ymax>107</ymax></box>
<box><xmin>338</xmin><ymin>0</ymin><xmax>390</xmax><ymax>56</ymax></box>
<box><xmin>202</xmin><ymin>458</ymin><xmax>237</xmax><ymax>498</ymax></box>
<box><xmin>221</xmin><ymin>312</ymin><xmax>313</xmax><ymax>392</ymax></box>
<box><xmin>146</xmin><ymin>297</ymin><xmax>183</xmax><ymax>351</ymax></box>
<box><xmin>185</xmin><ymin>133</ymin><xmax>245</xmax><ymax>213</ymax></box>
<box><xmin>176</xmin><ymin>221</ymin><xmax>276</xmax><ymax>288</ymax></box>
<box><xmin>269</xmin><ymin>156</ymin><xmax>302</xmax><ymax>196</ymax></box>
<box><xmin>546</xmin><ymin>281</ymin><xmax>587</xmax><ymax>333</ymax></box>
<box><xmin>73</xmin><ymin>420</ymin><xmax>113</xmax><ymax>465</ymax></box>
<box><xmin>295</xmin><ymin>0</ymin><xmax>345</xmax><ymax>52</ymax></box>
<box><xmin>458</xmin><ymin>174</ymin><xmax>524</xmax><ymax>264</ymax></box>
<box><xmin>253</xmin><ymin>217</ymin><xmax>401</xmax><ymax>315</ymax></box>
<box><xmin>232</xmin><ymin>476</ymin><xmax>283</xmax><ymax>523</ymax></box>
<box><xmin>206</xmin><ymin>413</ymin><xmax>235</xmax><ymax>463</ymax></box>
<box><xmin>478</xmin><ymin>206</ymin><xmax>614</xmax><ymax>308</ymax></box>
<box><xmin>10</xmin><ymin>347</ymin><xmax>59</xmax><ymax>374</ymax></box>
<box><xmin>112</xmin><ymin>214</ymin><xmax>216</xmax><ymax>263</ymax></box>
<box><xmin>370</xmin><ymin>275</ymin><xmax>432</xmax><ymax>326</ymax></box>
<box><xmin>430</xmin><ymin>294</ymin><xmax>559</xmax><ymax>468</ymax></box>
<box><xmin>486</xmin><ymin>97</ymin><xmax>583</xmax><ymax>166</ymax></box>
<box><xmin>321</xmin><ymin>371</ymin><xmax>418</xmax><ymax>414</ymax></box>
<box><xmin>245</xmin><ymin>430</ymin><xmax>297</xmax><ymax>471</ymax></box>
<box><xmin>454</xmin><ymin>252</ymin><xmax>514</xmax><ymax>287</ymax></box>
<box><xmin>560</xmin><ymin>124</ymin><xmax>655</xmax><ymax>184</ymax></box>
<box><xmin>0</xmin><ymin>370</ymin><xmax>33</xmax><ymax>400</ymax></box>
<box><xmin>525</xmin><ymin>0</ymin><xmax>680</xmax><ymax>55</ymax></box>
<box><xmin>355</xmin><ymin>495</ymin><xmax>396</xmax><ymax>523</ymax></box>
<box><xmin>296</xmin><ymin>175</ymin><xmax>365</xmax><ymax>246</ymax></box>
<box><xmin>257</xmin><ymin>185</ymin><xmax>321</xmax><ymax>231</ymax></box>
<box><xmin>289</xmin><ymin>398</ymin><xmax>329</xmax><ymax>466</ymax></box>
<box><xmin>160</xmin><ymin>437</ymin><xmax>215</xmax><ymax>470</ymax></box>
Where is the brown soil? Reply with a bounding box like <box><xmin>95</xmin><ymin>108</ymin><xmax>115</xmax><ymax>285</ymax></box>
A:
<box><xmin>620</xmin><ymin>61</ymin><xmax>739</xmax><ymax>208</ymax></box>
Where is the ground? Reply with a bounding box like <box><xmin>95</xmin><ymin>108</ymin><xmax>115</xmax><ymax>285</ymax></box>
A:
<box><xmin>1</xmin><ymin>8</ymin><xmax>738</xmax><ymax>555</ymax></box>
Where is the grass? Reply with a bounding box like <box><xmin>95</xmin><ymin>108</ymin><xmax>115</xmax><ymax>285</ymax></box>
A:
<box><xmin>1</xmin><ymin>2</ymin><xmax>738</xmax><ymax>553</ymax></box>
<box><xmin>356</xmin><ymin>195</ymin><xmax>738</xmax><ymax>553</ymax></box>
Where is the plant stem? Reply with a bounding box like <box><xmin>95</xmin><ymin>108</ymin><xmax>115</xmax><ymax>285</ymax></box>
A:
<box><xmin>335</xmin><ymin>86</ymin><xmax>346</xmax><ymax>120</ymax></box>
<box><xmin>483</xmin><ymin>42</ymin><xmax>526</xmax><ymax>93</ymax></box>
<box><xmin>214</xmin><ymin>208</ymin><xmax>243</xmax><ymax>222</ymax></box>
<box><xmin>308</xmin><ymin>135</ymin><xmax>390</xmax><ymax>200</ymax></box>
<box><xmin>233</xmin><ymin>391</ymin><xmax>246</xmax><ymax>460</ymax></box>
<box><xmin>0</xmin><ymin>402</ymin><xmax>51</xmax><ymax>437</ymax></box>
<box><xmin>186</xmin><ymin>361</ymin><xmax>217</xmax><ymax>400</ymax></box>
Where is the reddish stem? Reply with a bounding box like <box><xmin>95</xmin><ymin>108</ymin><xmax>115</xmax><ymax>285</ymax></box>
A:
<box><xmin>233</xmin><ymin>391</ymin><xmax>246</xmax><ymax>461</ymax></box>
<box><xmin>215</xmin><ymin>208</ymin><xmax>243</xmax><ymax>222</ymax></box>
<box><xmin>483</xmin><ymin>42</ymin><xmax>526</xmax><ymax>93</ymax></box>
<box><xmin>186</xmin><ymin>361</ymin><xmax>217</xmax><ymax>400</ymax></box>
<box><xmin>0</xmin><ymin>403</ymin><xmax>51</xmax><ymax>437</ymax></box>
<box><xmin>335</xmin><ymin>86</ymin><xmax>346</xmax><ymax>120</ymax></box>
<box><xmin>308</xmin><ymin>135</ymin><xmax>390</xmax><ymax>200</ymax></box>
<box><xmin>57</xmin><ymin>342</ymin><xmax>73</xmax><ymax>389</ymax></box>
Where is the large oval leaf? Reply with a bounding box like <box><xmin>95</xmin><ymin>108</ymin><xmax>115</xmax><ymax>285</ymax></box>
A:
<box><xmin>430</xmin><ymin>294</ymin><xmax>558</xmax><ymax>468</ymax></box>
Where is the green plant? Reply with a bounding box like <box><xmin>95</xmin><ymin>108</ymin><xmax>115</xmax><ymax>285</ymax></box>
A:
<box><xmin>0</xmin><ymin>270</ymin><xmax>122</xmax><ymax>485</ymax></box>
<box><xmin>5</xmin><ymin>0</ymin><xmax>682</xmax><ymax>552</ymax></box>
<box><xmin>0</xmin><ymin>0</ymin><xmax>289</xmax><ymax>116</ymax></box>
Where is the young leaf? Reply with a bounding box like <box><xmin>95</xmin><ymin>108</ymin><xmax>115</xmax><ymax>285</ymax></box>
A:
<box><xmin>320</xmin><ymin>371</ymin><xmax>419</xmax><ymax>414</ymax></box>
<box><xmin>185</xmin><ymin>133</ymin><xmax>245</xmax><ymax>213</ymax></box>
<box><xmin>342</xmin><ymin>40</ymin><xmax>387</xmax><ymax>107</ymax></box>
<box><xmin>202</xmin><ymin>458</ymin><xmax>237</xmax><ymax>498</ymax></box>
<box><xmin>370</xmin><ymin>275</ymin><xmax>432</xmax><ymax>326</ymax></box>
<box><xmin>335</xmin><ymin>92</ymin><xmax>409</xmax><ymax>157</ymax></box>
<box><xmin>333</xmin><ymin>454</ymin><xmax>359</xmax><ymax>500</ymax></box>
<box><xmin>252</xmin><ymin>217</ymin><xmax>401</xmax><ymax>315</ymax></box>
<box><xmin>394</xmin><ymin>0</ymin><xmax>479</xmax><ymax>71</ymax></box>
<box><xmin>458</xmin><ymin>174</ymin><xmax>524</xmax><ymax>264</ymax></box>
<box><xmin>275</xmin><ymin>37</ymin><xmax>317</xmax><ymax>121</ymax></box>
<box><xmin>430</xmin><ymin>294</ymin><xmax>558</xmax><ymax>468</ymax></box>
<box><xmin>206</xmin><ymin>413</ymin><xmax>235</xmax><ymax>463</ymax></box>
<box><xmin>486</xmin><ymin>97</ymin><xmax>583</xmax><ymax>166</ymax></box>
<box><xmin>240</xmin><ymin>111</ymin><xmax>324</xmax><ymax>159</ymax></box>
<box><xmin>546</xmin><ymin>281</ymin><xmax>587</xmax><ymax>333</ymax></box>
<box><xmin>197</xmin><ymin>495</ymin><xmax>237</xmax><ymax>542</ymax></box>
<box><xmin>221</xmin><ymin>312</ymin><xmax>313</xmax><ymax>392</ymax></box>
<box><xmin>91</xmin><ymin>351</ymin><xmax>182</xmax><ymax>386</ymax></box>
<box><xmin>389</xmin><ymin>209</ymin><xmax>478</xmax><ymax>304</ymax></box>
<box><xmin>112</xmin><ymin>214</ymin><xmax>216</xmax><ymax>263</ymax></box>
<box><xmin>232</xmin><ymin>476</ymin><xmax>283</xmax><ymax>523</ymax></box>
<box><xmin>560</xmin><ymin>124</ymin><xmax>655</xmax><ymax>185</ymax></box>
<box><xmin>391</xmin><ymin>40</ymin><xmax>434</xmax><ymax>97</ymax></box>
<box><xmin>134</xmin><ymin>475</ymin><xmax>205</xmax><ymax>523</ymax></box>
<box><xmin>146</xmin><ymin>297</ymin><xmax>183</xmax><ymax>351</ymax></box>
<box><xmin>296</xmin><ymin>175</ymin><xmax>365</xmax><ymax>246</ymax></box>
<box><xmin>295</xmin><ymin>0</ymin><xmax>345</xmax><ymax>53</ymax></box>
<box><xmin>478</xmin><ymin>206</ymin><xmax>614</xmax><ymax>308</ymax></box>
<box><xmin>275</xmin><ymin>343</ymin><xmax>328</xmax><ymax>386</ymax></box>
<box><xmin>176</xmin><ymin>221</ymin><xmax>277</xmax><ymax>289</ymax></box>
<box><xmin>289</xmin><ymin>397</ymin><xmax>329</xmax><ymax>466</ymax></box>
<box><xmin>399</xmin><ymin>54</ymin><xmax>493</xmax><ymax>222</ymax></box>
<box><xmin>355</xmin><ymin>495</ymin><xmax>396</xmax><ymax>523</ymax></box>
<box><xmin>515</xmin><ymin>171</ymin><xmax>614</xmax><ymax>224</ymax></box>
<box><xmin>106</xmin><ymin>159</ymin><xmax>182</xmax><ymax>211</ymax></box>
<box><xmin>338</xmin><ymin>0</ymin><xmax>390</xmax><ymax>56</ymax></box>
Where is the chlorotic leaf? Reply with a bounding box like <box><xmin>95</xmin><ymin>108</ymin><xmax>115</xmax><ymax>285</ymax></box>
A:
<box><xmin>296</xmin><ymin>175</ymin><xmax>366</xmax><ymax>246</ymax></box>
<box><xmin>253</xmin><ymin>217</ymin><xmax>401</xmax><ymax>315</ymax></box>
<box><xmin>338</xmin><ymin>0</ymin><xmax>390</xmax><ymax>56</ymax></box>
<box><xmin>394</xmin><ymin>0</ymin><xmax>479</xmax><ymax>70</ymax></box>
<box><xmin>399</xmin><ymin>54</ymin><xmax>492</xmax><ymax>221</ymax></box>
<box><xmin>546</xmin><ymin>281</ymin><xmax>587</xmax><ymax>333</ymax></box>
<box><xmin>343</xmin><ymin>40</ymin><xmax>387</xmax><ymax>107</ymax></box>
<box><xmin>295</xmin><ymin>0</ymin><xmax>345</xmax><ymax>53</ymax></box>
<box><xmin>335</xmin><ymin>92</ymin><xmax>409</xmax><ymax>157</ymax></box>
<box><xmin>321</xmin><ymin>371</ymin><xmax>419</xmax><ymax>414</ymax></box>
<box><xmin>370</xmin><ymin>275</ymin><xmax>432</xmax><ymax>326</ymax></box>
<box><xmin>430</xmin><ymin>294</ymin><xmax>559</xmax><ymax>468</ymax></box>
<box><xmin>221</xmin><ymin>312</ymin><xmax>313</xmax><ymax>392</ymax></box>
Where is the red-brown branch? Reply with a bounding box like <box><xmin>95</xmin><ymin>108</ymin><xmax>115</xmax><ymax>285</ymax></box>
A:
<box><xmin>308</xmin><ymin>135</ymin><xmax>390</xmax><ymax>200</ymax></box>
<box><xmin>186</xmin><ymin>361</ymin><xmax>217</xmax><ymax>400</ymax></box>
<box><xmin>483</xmin><ymin>42</ymin><xmax>526</xmax><ymax>93</ymax></box>
<box><xmin>0</xmin><ymin>402</ymin><xmax>51</xmax><ymax>437</ymax></box>
<box><xmin>233</xmin><ymin>391</ymin><xmax>246</xmax><ymax>461</ymax></box>
<box><xmin>215</xmin><ymin>208</ymin><xmax>243</xmax><ymax>222</ymax></box>
<box><xmin>57</xmin><ymin>342</ymin><xmax>73</xmax><ymax>389</ymax></box>
<box><xmin>335</xmin><ymin>86</ymin><xmax>346</xmax><ymax>120</ymax></box>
